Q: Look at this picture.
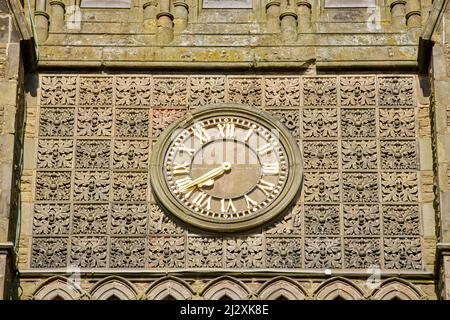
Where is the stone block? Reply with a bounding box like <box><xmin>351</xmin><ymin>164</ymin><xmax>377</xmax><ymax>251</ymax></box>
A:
<box><xmin>80</xmin><ymin>0</ymin><xmax>131</xmax><ymax>8</ymax></box>
<box><xmin>421</xmin><ymin>203</ymin><xmax>436</xmax><ymax>237</ymax></box>
<box><xmin>422</xmin><ymin>237</ymin><xmax>437</xmax><ymax>269</ymax></box>
<box><xmin>39</xmin><ymin>46</ymin><xmax>103</xmax><ymax>62</ymax></box>
<box><xmin>325</xmin><ymin>0</ymin><xmax>376</xmax><ymax>7</ymax></box>
<box><xmin>0</xmin><ymin>81</ymin><xmax>17</xmax><ymax>106</ymax></box>
<box><xmin>420</xmin><ymin>171</ymin><xmax>434</xmax><ymax>203</ymax></box>
<box><xmin>418</xmin><ymin>106</ymin><xmax>431</xmax><ymax>137</ymax></box>
<box><xmin>6</xmin><ymin>43</ymin><xmax>20</xmax><ymax>80</ymax></box>
<box><xmin>0</xmin><ymin>254</ymin><xmax>6</xmax><ymax>299</ymax></box>
<box><xmin>0</xmin><ymin>134</ymin><xmax>14</xmax><ymax>162</ymax></box>
<box><xmin>316</xmin><ymin>45</ymin><xmax>417</xmax><ymax>63</ymax></box>
<box><xmin>20</xmin><ymin>170</ymin><xmax>33</xmax><ymax>203</ymax></box>
<box><xmin>419</xmin><ymin>138</ymin><xmax>433</xmax><ymax>171</ymax></box>
<box><xmin>2</xmin><ymin>105</ymin><xmax>16</xmax><ymax>135</ymax></box>
<box><xmin>435</xmin><ymin>82</ymin><xmax>450</xmax><ymax>115</ymax></box>
<box><xmin>20</xmin><ymin>202</ymin><xmax>33</xmax><ymax>237</ymax></box>
<box><xmin>0</xmin><ymin>16</ymin><xmax>10</xmax><ymax>43</ymax></box>
<box><xmin>23</xmin><ymin>138</ymin><xmax>36</xmax><ymax>170</ymax></box>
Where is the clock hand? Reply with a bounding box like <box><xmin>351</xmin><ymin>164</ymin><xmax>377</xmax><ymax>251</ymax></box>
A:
<box><xmin>178</xmin><ymin>162</ymin><xmax>231</xmax><ymax>192</ymax></box>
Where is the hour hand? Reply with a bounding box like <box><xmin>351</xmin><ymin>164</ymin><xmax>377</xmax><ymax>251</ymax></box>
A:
<box><xmin>178</xmin><ymin>162</ymin><xmax>231</xmax><ymax>192</ymax></box>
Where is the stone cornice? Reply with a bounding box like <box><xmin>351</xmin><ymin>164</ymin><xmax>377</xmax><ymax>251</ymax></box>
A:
<box><xmin>18</xmin><ymin>269</ymin><xmax>435</xmax><ymax>280</ymax></box>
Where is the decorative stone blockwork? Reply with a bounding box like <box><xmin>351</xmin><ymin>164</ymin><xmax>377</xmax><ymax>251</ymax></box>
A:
<box><xmin>25</xmin><ymin>74</ymin><xmax>428</xmax><ymax>276</ymax></box>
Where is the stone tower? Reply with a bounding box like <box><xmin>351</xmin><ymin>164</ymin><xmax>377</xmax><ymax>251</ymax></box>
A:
<box><xmin>1</xmin><ymin>0</ymin><xmax>450</xmax><ymax>300</ymax></box>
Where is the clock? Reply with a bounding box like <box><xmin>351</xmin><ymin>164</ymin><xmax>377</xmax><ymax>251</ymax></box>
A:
<box><xmin>150</xmin><ymin>104</ymin><xmax>303</xmax><ymax>232</ymax></box>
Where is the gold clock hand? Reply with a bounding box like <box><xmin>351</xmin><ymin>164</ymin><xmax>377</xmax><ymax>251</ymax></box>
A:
<box><xmin>179</xmin><ymin>162</ymin><xmax>231</xmax><ymax>192</ymax></box>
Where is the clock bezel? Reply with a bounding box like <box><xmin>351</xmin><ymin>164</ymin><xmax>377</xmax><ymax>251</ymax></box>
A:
<box><xmin>150</xmin><ymin>104</ymin><xmax>303</xmax><ymax>233</ymax></box>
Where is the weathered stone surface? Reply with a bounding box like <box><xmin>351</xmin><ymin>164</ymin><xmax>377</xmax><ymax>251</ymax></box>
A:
<box><xmin>24</xmin><ymin>75</ymin><xmax>429</xmax><ymax>278</ymax></box>
<box><xmin>0</xmin><ymin>0</ymin><xmax>445</xmax><ymax>300</ymax></box>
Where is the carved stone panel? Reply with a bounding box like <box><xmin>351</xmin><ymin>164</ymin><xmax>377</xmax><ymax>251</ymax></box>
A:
<box><xmin>343</xmin><ymin>205</ymin><xmax>380</xmax><ymax>236</ymax></box>
<box><xmin>33</xmin><ymin>204</ymin><xmax>71</xmax><ymax>235</ymax></box>
<box><xmin>302</xmin><ymin>108</ymin><xmax>338</xmax><ymax>138</ymax></box>
<box><xmin>72</xmin><ymin>204</ymin><xmax>109</xmax><ymax>235</ymax></box>
<box><xmin>36</xmin><ymin>172</ymin><xmax>71</xmax><ymax>201</ymax></box>
<box><xmin>41</xmin><ymin>76</ymin><xmax>77</xmax><ymax>106</ymax></box>
<box><xmin>37</xmin><ymin>139</ymin><xmax>74</xmax><ymax>169</ymax></box>
<box><xmin>111</xmin><ymin>204</ymin><xmax>148</xmax><ymax>235</ymax></box>
<box><xmin>110</xmin><ymin>237</ymin><xmax>146</xmax><ymax>268</ymax></box>
<box><xmin>189</xmin><ymin>77</ymin><xmax>225</xmax><ymax>107</ymax></box>
<box><xmin>266</xmin><ymin>237</ymin><xmax>302</xmax><ymax>268</ymax></box>
<box><xmin>79</xmin><ymin>77</ymin><xmax>113</xmax><ymax>106</ymax></box>
<box><xmin>225</xmin><ymin>236</ymin><xmax>264</xmax><ymax>268</ymax></box>
<box><xmin>305</xmin><ymin>237</ymin><xmax>342</xmax><ymax>269</ymax></box>
<box><xmin>303</xmin><ymin>141</ymin><xmax>339</xmax><ymax>169</ymax></box>
<box><xmin>31</xmin><ymin>237</ymin><xmax>68</xmax><ymax>268</ymax></box>
<box><xmin>303</xmin><ymin>77</ymin><xmax>337</xmax><ymax>106</ymax></box>
<box><xmin>264</xmin><ymin>77</ymin><xmax>300</xmax><ymax>108</ymax></box>
<box><xmin>115</xmin><ymin>77</ymin><xmax>151</xmax><ymax>106</ymax></box>
<box><xmin>344</xmin><ymin>238</ymin><xmax>381</xmax><ymax>269</ymax></box>
<box><xmin>39</xmin><ymin>108</ymin><xmax>75</xmax><ymax>137</ymax></box>
<box><xmin>31</xmin><ymin>74</ymin><xmax>424</xmax><ymax>272</ymax></box>
<box><xmin>148</xmin><ymin>236</ymin><xmax>185</xmax><ymax>268</ymax></box>
<box><xmin>70</xmin><ymin>236</ymin><xmax>108</xmax><ymax>268</ymax></box>
<box><xmin>187</xmin><ymin>236</ymin><xmax>223</xmax><ymax>268</ymax></box>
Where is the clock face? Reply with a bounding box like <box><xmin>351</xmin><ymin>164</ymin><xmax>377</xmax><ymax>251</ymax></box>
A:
<box><xmin>151</xmin><ymin>105</ymin><xmax>302</xmax><ymax>232</ymax></box>
<box><xmin>164</xmin><ymin>116</ymin><xmax>288</xmax><ymax>219</ymax></box>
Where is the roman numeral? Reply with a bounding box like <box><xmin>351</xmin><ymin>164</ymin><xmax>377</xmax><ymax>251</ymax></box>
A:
<box><xmin>243</xmin><ymin>129</ymin><xmax>253</xmax><ymax>142</ymax></box>
<box><xmin>244</xmin><ymin>195</ymin><xmax>257</xmax><ymax>209</ymax></box>
<box><xmin>220</xmin><ymin>199</ymin><xmax>237</xmax><ymax>213</ymax></box>
<box><xmin>257</xmin><ymin>143</ymin><xmax>273</xmax><ymax>155</ymax></box>
<box><xmin>262</xmin><ymin>162</ymin><xmax>280</xmax><ymax>175</ymax></box>
<box><xmin>256</xmin><ymin>179</ymin><xmax>275</xmax><ymax>196</ymax></box>
<box><xmin>173</xmin><ymin>163</ymin><xmax>190</xmax><ymax>175</ymax></box>
<box><xmin>176</xmin><ymin>177</ymin><xmax>192</xmax><ymax>190</ymax></box>
<box><xmin>193</xmin><ymin>126</ymin><xmax>210</xmax><ymax>144</ymax></box>
<box><xmin>217</xmin><ymin>123</ymin><xmax>235</xmax><ymax>138</ymax></box>
<box><xmin>193</xmin><ymin>192</ymin><xmax>212</xmax><ymax>210</ymax></box>
<box><xmin>178</xmin><ymin>145</ymin><xmax>195</xmax><ymax>156</ymax></box>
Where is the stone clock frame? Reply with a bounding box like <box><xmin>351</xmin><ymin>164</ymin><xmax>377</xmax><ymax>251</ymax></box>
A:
<box><xmin>150</xmin><ymin>104</ymin><xmax>303</xmax><ymax>233</ymax></box>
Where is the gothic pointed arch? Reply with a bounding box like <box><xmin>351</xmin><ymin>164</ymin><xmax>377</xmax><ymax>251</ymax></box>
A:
<box><xmin>90</xmin><ymin>276</ymin><xmax>137</xmax><ymax>300</ymax></box>
<box><xmin>32</xmin><ymin>276</ymin><xmax>83</xmax><ymax>300</ymax></box>
<box><xmin>257</xmin><ymin>277</ymin><xmax>307</xmax><ymax>300</ymax></box>
<box><xmin>370</xmin><ymin>278</ymin><xmax>425</xmax><ymax>300</ymax></box>
<box><xmin>201</xmin><ymin>276</ymin><xmax>250</xmax><ymax>300</ymax></box>
<box><xmin>146</xmin><ymin>276</ymin><xmax>194</xmax><ymax>300</ymax></box>
<box><xmin>314</xmin><ymin>277</ymin><xmax>365</xmax><ymax>300</ymax></box>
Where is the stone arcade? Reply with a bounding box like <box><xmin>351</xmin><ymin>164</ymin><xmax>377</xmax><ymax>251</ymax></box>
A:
<box><xmin>0</xmin><ymin>0</ymin><xmax>450</xmax><ymax>300</ymax></box>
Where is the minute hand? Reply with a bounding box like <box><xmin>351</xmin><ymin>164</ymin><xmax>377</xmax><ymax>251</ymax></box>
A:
<box><xmin>179</xmin><ymin>162</ymin><xmax>231</xmax><ymax>192</ymax></box>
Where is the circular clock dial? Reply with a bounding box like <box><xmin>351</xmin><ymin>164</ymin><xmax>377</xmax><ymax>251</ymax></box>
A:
<box><xmin>150</xmin><ymin>104</ymin><xmax>303</xmax><ymax>232</ymax></box>
<box><xmin>164</xmin><ymin>116</ymin><xmax>288</xmax><ymax>219</ymax></box>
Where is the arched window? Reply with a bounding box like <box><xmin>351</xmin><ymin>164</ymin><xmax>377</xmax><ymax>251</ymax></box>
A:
<box><xmin>201</xmin><ymin>277</ymin><xmax>250</xmax><ymax>300</ymax></box>
<box><xmin>146</xmin><ymin>277</ymin><xmax>194</xmax><ymax>300</ymax></box>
